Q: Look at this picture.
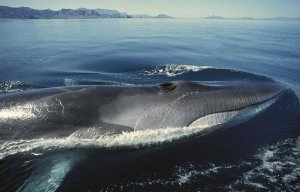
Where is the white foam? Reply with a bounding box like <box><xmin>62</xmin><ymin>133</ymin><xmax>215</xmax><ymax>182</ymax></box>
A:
<box><xmin>143</xmin><ymin>64</ymin><xmax>212</xmax><ymax>77</ymax></box>
<box><xmin>0</xmin><ymin>81</ymin><xmax>24</xmax><ymax>93</ymax></box>
<box><xmin>173</xmin><ymin>163</ymin><xmax>236</xmax><ymax>186</ymax></box>
<box><xmin>0</xmin><ymin>103</ymin><xmax>36</xmax><ymax>120</ymax></box>
<box><xmin>0</xmin><ymin>125</ymin><xmax>211</xmax><ymax>159</ymax></box>
<box><xmin>64</xmin><ymin>78</ymin><xmax>77</xmax><ymax>86</ymax></box>
<box><xmin>177</xmin><ymin>169</ymin><xmax>199</xmax><ymax>185</ymax></box>
<box><xmin>226</xmin><ymin>136</ymin><xmax>300</xmax><ymax>191</ymax></box>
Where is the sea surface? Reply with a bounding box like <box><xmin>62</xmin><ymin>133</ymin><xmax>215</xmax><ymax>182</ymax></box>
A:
<box><xmin>0</xmin><ymin>19</ymin><xmax>300</xmax><ymax>191</ymax></box>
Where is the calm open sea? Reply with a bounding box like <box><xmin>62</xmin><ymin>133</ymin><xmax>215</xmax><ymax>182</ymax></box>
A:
<box><xmin>0</xmin><ymin>19</ymin><xmax>299</xmax><ymax>191</ymax></box>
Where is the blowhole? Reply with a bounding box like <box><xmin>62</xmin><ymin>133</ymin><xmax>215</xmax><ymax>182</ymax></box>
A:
<box><xmin>156</xmin><ymin>81</ymin><xmax>177</xmax><ymax>92</ymax></box>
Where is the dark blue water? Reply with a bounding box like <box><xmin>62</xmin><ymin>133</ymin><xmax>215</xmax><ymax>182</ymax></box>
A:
<box><xmin>0</xmin><ymin>19</ymin><xmax>300</xmax><ymax>191</ymax></box>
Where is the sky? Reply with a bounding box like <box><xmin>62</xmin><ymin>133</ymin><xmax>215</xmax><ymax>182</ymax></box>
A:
<box><xmin>0</xmin><ymin>0</ymin><xmax>299</xmax><ymax>18</ymax></box>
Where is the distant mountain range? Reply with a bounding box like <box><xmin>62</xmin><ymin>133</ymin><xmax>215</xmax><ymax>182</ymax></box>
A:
<box><xmin>0</xmin><ymin>6</ymin><xmax>131</xmax><ymax>18</ymax></box>
<box><xmin>0</xmin><ymin>6</ymin><xmax>173</xmax><ymax>19</ymax></box>
<box><xmin>1</xmin><ymin>6</ymin><xmax>297</xmax><ymax>20</ymax></box>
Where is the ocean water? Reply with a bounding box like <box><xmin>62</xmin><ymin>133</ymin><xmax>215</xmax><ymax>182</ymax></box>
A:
<box><xmin>0</xmin><ymin>19</ymin><xmax>300</xmax><ymax>191</ymax></box>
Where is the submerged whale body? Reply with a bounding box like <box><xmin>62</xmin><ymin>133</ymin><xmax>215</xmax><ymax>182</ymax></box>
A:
<box><xmin>0</xmin><ymin>80</ymin><xmax>285</xmax><ymax>140</ymax></box>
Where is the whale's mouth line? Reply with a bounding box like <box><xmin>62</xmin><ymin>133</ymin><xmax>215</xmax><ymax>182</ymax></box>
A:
<box><xmin>188</xmin><ymin>90</ymin><xmax>284</xmax><ymax>129</ymax></box>
<box><xmin>188</xmin><ymin>111</ymin><xmax>239</xmax><ymax>129</ymax></box>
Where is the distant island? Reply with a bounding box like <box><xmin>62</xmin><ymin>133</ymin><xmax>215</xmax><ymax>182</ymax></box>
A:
<box><xmin>203</xmin><ymin>15</ymin><xmax>225</xmax><ymax>19</ymax></box>
<box><xmin>0</xmin><ymin>6</ymin><xmax>173</xmax><ymax>19</ymax></box>
<box><xmin>155</xmin><ymin>14</ymin><xmax>174</xmax><ymax>19</ymax></box>
<box><xmin>202</xmin><ymin>15</ymin><xmax>300</xmax><ymax>21</ymax></box>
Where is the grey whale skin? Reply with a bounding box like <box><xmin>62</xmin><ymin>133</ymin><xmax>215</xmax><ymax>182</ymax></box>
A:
<box><xmin>0</xmin><ymin>80</ymin><xmax>284</xmax><ymax>140</ymax></box>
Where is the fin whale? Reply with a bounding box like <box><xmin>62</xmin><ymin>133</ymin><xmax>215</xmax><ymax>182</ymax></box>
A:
<box><xmin>0</xmin><ymin>80</ymin><xmax>284</xmax><ymax>140</ymax></box>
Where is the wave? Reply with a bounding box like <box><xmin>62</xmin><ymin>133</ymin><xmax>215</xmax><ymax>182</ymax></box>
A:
<box><xmin>1</xmin><ymin>66</ymin><xmax>275</xmax><ymax>93</ymax></box>
<box><xmin>137</xmin><ymin>64</ymin><xmax>274</xmax><ymax>85</ymax></box>
<box><xmin>110</xmin><ymin>137</ymin><xmax>300</xmax><ymax>191</ymax></box>
<box><xmin>140</xmin><ymin>64</ymin><xmax>212</xmax><ymax>77</ymax></box>
<box><xmin>0</xmin><ymin>81</ymin><xmax>43</xmax><ymax>93</ymax></box>
<box><xmin>63</xmin><ymin>78</ymin><xmax>134</xmax><ymax>87</ymax></box>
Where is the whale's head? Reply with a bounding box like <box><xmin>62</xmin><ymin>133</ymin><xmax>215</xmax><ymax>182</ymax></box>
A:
<box><xmin>100</xmin><ymin>80</ymin><xmax>284</xmax><ymax>131</ymax></box>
